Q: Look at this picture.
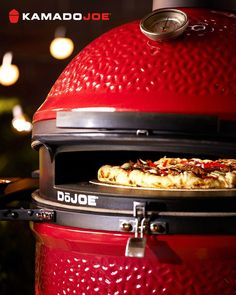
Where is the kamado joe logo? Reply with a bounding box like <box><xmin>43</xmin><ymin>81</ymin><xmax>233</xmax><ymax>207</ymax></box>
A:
<box><xmin>9</xmin><ymin>9</ymin><xmax>111</xmax><ymax>24</ymax></box>
<box><xmin>9</xmin><ymin>9</ymin><xmax>20</xmax><ymax>23</ymax></box>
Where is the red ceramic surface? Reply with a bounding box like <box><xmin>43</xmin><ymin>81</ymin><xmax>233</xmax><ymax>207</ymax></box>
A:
<box><xmin>34</xmin><ymin>8</ymin><xmax>236</xmax><ymax>122</ymax></box>
<box><xmin>33</xmin><ymin>223</ymin><xmax>236</xmax><ymax>295</ymax></box>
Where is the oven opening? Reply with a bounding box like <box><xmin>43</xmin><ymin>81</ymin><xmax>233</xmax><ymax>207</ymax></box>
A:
<box><xmin>54</xmin><ymin>150</ymin><xmax>218</xmax><ymax>186</ymax></box>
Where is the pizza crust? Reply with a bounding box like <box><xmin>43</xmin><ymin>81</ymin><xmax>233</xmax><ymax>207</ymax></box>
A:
<box><xmin>97</xmin><ymin>158</ymin><xmax>236</xmax><ymax>189</ymax></box>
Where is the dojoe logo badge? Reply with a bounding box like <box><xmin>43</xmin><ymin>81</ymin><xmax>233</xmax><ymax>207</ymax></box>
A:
<box><xmin>9</xmin><ymin>9</ymin><xmax>19</xmax><ymax>24</ymax></box>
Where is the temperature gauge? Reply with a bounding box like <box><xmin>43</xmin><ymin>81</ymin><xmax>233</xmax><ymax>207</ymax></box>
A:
<box><xmin>140</xmin><ymin>9</ymin><xmax>189</xmax><ymax>41</ymax></box>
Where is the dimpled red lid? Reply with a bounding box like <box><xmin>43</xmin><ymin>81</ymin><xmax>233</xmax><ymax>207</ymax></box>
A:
<box><xmin>33</xmin><ymin>8</ymin><xmax>236</xmax><ymax>123</ymax></box>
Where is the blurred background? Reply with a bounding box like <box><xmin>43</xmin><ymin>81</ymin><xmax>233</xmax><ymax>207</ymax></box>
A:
<box><xmin>0</xmin><ymin>1</ymin><xmax>152</xmax><ymax>294</ymax></box>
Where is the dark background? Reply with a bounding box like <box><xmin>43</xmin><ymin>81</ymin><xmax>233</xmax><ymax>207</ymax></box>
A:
<box><xmin>0</xmin><ymin>1</ymin><xmax>235</xmax><ymax>294</ymax></box>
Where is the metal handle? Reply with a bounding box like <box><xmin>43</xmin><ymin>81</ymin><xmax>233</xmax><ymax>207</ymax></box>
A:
<box><xmin>0</xmin><ymin>208</ymin><xmax>55</xmax><ymax>222</ymax></box>
<box><xmin>125</xmin><ymin>202</ymin><xmax>148</xmax><ymax>258</ymax></box>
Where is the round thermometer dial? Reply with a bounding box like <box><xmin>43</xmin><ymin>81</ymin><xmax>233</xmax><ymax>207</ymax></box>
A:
<box><xmin>140</xmin><ymin>9</ymin><xmax>189</xmax><ymax>41</ymax></box>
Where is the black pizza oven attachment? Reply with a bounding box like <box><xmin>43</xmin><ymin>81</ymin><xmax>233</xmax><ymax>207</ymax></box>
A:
<box><xmin>28</xmin><ymin>110</ymin><xmax>236</xmax><ymax>237</ymax></box>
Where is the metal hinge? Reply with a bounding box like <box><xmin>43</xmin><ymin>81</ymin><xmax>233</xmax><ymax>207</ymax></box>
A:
<box><xmin>0</xmin><ymin>208</ymin><xmax>55</xmax><ymax>222</ymax></box>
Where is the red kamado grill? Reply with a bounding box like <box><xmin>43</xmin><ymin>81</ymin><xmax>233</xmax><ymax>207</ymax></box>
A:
<box><xmin>4</xmin><ymin>5</ymin><xmax>236</xmax><ymax>295</ymax></box>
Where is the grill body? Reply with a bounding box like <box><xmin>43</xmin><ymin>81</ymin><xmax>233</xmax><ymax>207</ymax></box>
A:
<box><xmin>33</xmin><ymin>223</ymin><xmax>236</xmax><ymax>295</ymax></box>
<box><xmin>32</xmin><ymin>138</ymin><xmax>236</xmax><ymax>295</ymax></box>
<box><xmin>31</xmin><ymin>7</ymin><xmax>236</xmax><ymax>295</ymax></box>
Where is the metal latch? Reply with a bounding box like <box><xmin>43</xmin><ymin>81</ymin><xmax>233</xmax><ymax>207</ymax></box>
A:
<box><xmin>136</xmin><ymin>129</ymin><xmax>149</xmax><ymax>136</ymax></box>
<box><xmin>125</xmin><ymin>202</ymin><xmax>148</xmax><ymax>258</ymax></box>
<box><xmin>0</xmin><ymin>208</ymin><xmax>55</xmax><ymax>222</ymax></box>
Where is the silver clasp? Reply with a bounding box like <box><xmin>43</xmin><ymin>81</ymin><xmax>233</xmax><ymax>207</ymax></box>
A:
<box><xmin>125</xmin><ymin>202</ymin><xmax>148</xmax><ymax>258</ymax></box>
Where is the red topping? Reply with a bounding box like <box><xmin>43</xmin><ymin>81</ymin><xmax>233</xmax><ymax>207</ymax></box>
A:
<box><xmin>160</xmin><ymin>169</ymin><xmax>168</xmax><ymax>176</ymax></box>
<box><xmin>163</xmin><ymin>160</ymin><xmax>168</xmax><ymax>167</ymax></box>
<box><xmin>147</xmin><ymin>160</ymin><xmax>156</xmax><ymax>167</ymax></box>
<box><xmin>203</xmin><ymin>162</ymin><xmax>227</xmax><ymax>169</ymax></box>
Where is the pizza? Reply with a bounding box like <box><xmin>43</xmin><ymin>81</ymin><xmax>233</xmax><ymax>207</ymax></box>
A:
<box><xmin>97</xmin><ymin>157</ymin><xmax>236</xmax><ymax>189</ymax></box>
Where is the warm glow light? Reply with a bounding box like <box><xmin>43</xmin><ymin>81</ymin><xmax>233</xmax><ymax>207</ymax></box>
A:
<box><xmin>50</xmin><ymin>37</ymin><xmax>74</xmax><ymax>59</ymax></box>
<box><xmin>12</xmin><ymin>118</ymin><xmax>32</xmax><ymax>132</ymax></box>
<box><xmin>12</xmin><ymin>105</ymin><xmax>32</xmax><ymax>133</ymax></box>
<box><xmin>0</xmin><ymin>52</ymin><xmax>19</xmax><ymax>86</ymax></box>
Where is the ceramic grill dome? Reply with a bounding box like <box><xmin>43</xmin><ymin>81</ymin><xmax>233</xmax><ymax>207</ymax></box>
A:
<box><xmin>34</xmin><ymin>8</ymin><xmax>236</xmax><ymax>123</ymax></box>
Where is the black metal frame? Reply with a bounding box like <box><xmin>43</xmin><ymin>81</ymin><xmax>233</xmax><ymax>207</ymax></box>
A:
<box><xmin>32</xmin><ymin>191</ymin><xmax>236</xmax><ymax>234</ymax></box>
<box><xmin>31</xmin><ymin>114</ymin><xmax>236</xmax><ymax>234</ymax></box>
<box><xmin>48</xmin><ymin>111</ymin><xmax>236</xmax><ymax>139</ymax></box>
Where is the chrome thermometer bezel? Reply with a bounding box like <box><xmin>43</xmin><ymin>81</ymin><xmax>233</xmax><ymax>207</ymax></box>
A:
<box><xmin>140</xmin><ymin>8</ymin><xmax>189</xmax><ymax>42</ymax></box>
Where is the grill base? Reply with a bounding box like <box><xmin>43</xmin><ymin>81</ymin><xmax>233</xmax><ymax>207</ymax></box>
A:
<box><xmin>33</xmin><ymin>222</ymin><xmax>236</xmax><ymax>295</ymax></box>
